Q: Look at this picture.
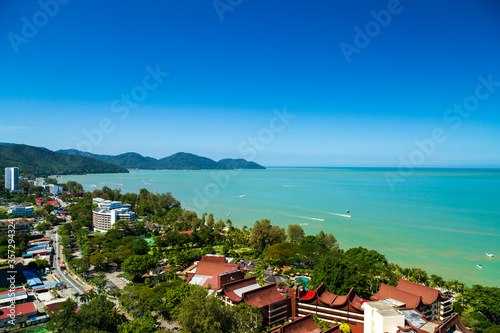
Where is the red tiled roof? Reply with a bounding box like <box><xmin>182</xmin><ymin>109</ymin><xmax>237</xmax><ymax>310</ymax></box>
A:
<box><xmin>396</xmin><ymin>279</ymin><xmax>443</xmax><ymax>305</ymax></box>
<box><xmin>0</xmin><ymin>302</ymin><xmax>37</xmax><ymax>320</ymax></box>
<box><xmin>243</xmin><ymin>284</ymin><xmax>287</xmax><ymax>308</ymax></box>
<box><xmin>45</xmin><ymin>301</ymin><xmax>64</xmax><ymax>314</ymax></box>
<box><xmin>178</xmin><ymin>230</ymin><xmax>193</xmax><ymax>235</ymax></box>
<box><xmin>44</xmin><ymin>201</ymin><xmax>59</xmax><ymax>206</ymax></box>
<box><xmin>371</xmin><ymin>284</ymin><xmax>421</xmax><ymax>309</ymax></box>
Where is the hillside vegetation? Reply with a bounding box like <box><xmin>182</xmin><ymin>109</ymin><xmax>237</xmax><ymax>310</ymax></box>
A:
<box><xmin>0</xmin><ymin>144</ymin><xmax>129</xmax><ymax>177</ymax></box>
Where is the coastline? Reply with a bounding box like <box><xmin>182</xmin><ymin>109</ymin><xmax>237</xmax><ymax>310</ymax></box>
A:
<box><xmin>55</xmin><ymin>168</ymin><xmax>500</xmax><ymax>287</ymax></box>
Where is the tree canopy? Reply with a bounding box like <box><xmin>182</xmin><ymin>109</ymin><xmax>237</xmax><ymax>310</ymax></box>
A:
<box><xmin>249</xmin><ymin>219</ymin><xmax>286</xmax><ymax>253</ymax></box>
<box><xmin>310</xmin><ymin>253</ymin><xmax>366</xmax><ymax>295</ymax></box>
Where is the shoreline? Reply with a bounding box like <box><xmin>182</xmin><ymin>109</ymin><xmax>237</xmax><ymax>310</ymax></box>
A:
<box><xmin>55</xmin><ymin>169</ymin><xmax>500</xmax><ymax>287</ymax></box>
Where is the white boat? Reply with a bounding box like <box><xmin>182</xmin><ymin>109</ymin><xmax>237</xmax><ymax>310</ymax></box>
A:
<box><xmin>476</xmin><ymin>264</ymin><xmax>483</xmax><ymax>269</ymax></box>
<box><xmin>485</xmin><ymin>252</ymin><xmax>494</xmax><ymax>257</ymax></box>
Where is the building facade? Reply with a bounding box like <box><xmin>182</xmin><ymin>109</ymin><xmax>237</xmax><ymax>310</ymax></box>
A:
<box><xmin>290</xmin><ymin>283</ymin><xmax>366</xmax><ymax>328</ymax></box>
<box><xmin>371</xmin><ymin>279</ymin><xmax>452</xmax><ymax>322</ymax></box>
<box><xmin>92</xmin><ymin>200</ymin><xmax>137</xmax><ymax>232</ymax></box>
<box><xmin>7</xmin><ymin>206</ymin><xmax>34</xmax><ymax>216</ymax></box>
<box><xmin>4</xmin><ymin>167</ymin><xmax>19</xmax><ymax>192</ymax></box>
<box><xmin>0</xmin><ymin>218</ymin><xmax>34</xmax><ymax>234</ymax></box>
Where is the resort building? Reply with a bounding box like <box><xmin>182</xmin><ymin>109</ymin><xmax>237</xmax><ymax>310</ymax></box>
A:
<box><xmin>243</xmin><ymin>283</ymin><xmax>290</xmax><ymax>327</ymax></box>
<box><xmin>4</xmin><ymin>167</ymin><xmax>19</xmax><ymax>192</ymax></box>
<box><xmin>185</xmin><ymin>255</ymin><xmax>243</xmax><ymax>290</ymax></box>
<box><xmin>371</xmin><ymin>279</ymin><xmax>452</xmax><ymax>321</ymax></box>
<box><xmin>92</xmin><ymin>200</ymin><xmax>137</xmax><ymax>232</ymax></box>
<box><xmin>363</xmin><ymin>301</ymin><xmax>471</xmax><ymax>333</ymax></box>
<box><xmin>7</xmin><ymin>205</ymin><xmax>34</xmax><ymax>216</ymax></box>
<box><xmin>0</xmin><ymin>218</ymin><xmax>34</xmax><ymax>235</ymax></box>
<box><xmin>364</xmin><ymin>301</ymin><xmax>405</xmax><ymax>333</ymax></box>
<box><xmin>220</xmin><ymin>275</ymin><xmax>291</xmax><ymax>327</ymax></box>
<box><xmin>290</xmin><ymin>283</ymin><xmax>366</xmax><ymax>329</ymax></box>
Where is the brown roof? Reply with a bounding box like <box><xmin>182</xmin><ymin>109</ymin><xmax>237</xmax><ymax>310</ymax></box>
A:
<box><xmin>272</xmin><ymin>314</ymin><xmax>340</xmax><ymax>333</ymax></box>
<box><xmin>347</xmin><ymin>288</ymin><xmax>365</xmax><ymax>312</ymax></box>
<box><xmin>434</xmin><ymin>313</ymin><xmax>472</xmax><ymax>333</ymax></box>
<box><xmin>396</xmin><ymin>279</ymin><xmax>445</xmax><ymax>305</ymax></box>
<box><xmin>315</xmin><ymin>284</ymin><xmax>364</xmax><ymax>311</ymax></box>
<box><xmin>223</xmin><ymin>276</ymin><xmax>259</xmax><ymax>302</ymax></box>
<box><xmin>316</xmin><ymin>283</ymin><xmax>337</xmax><ymax>305</ymax></box>
<box><xmin>371</xmin><ymin>284</ymin><xmax>422</xmax><ymax>309</ymax></box>
<box><xmin>186</xmin><ymin>255</ymin><xmax>242</xmax><ymax>290</ymax></box>
<box><xmin>195</xmin><ymin>257</ymin><xmax>239</xmax><ymax>276</ymax></box>
<box><xmin>243</xmin><ymin>283</ymin><xmax>287</xmax><ymax>308</ymax></box>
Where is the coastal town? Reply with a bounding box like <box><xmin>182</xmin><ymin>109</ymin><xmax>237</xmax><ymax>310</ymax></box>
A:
<box><xmin>1</xmin><ymin>166</ymin><xmax>498</xmax><ymax>333</ymax></box>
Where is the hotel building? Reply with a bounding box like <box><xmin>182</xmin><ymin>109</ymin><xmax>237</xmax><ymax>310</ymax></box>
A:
<box><xmin>4</xmin><ymin>167</ymin><xmax>19</xmax><ymax>192</ymax></box>
<box><xmin>92</xmin><ymin>200</ymin><xmax>137</xmax><ymax>232</ymax></box>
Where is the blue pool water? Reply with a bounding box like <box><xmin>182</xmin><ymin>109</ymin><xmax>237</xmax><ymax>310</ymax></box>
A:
<box><xmin>295</xmin><ymin>276</ymin><xmax>311</xmax><ymax>290</ymax></box>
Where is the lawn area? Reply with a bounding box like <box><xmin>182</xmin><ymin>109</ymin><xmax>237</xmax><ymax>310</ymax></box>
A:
<box><xmin>14</xmin><ymin>324</ymin><xmax>52</xmax><ymax>332</ymax></box>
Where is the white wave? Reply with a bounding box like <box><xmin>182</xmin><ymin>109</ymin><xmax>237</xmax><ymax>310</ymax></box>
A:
<box><xmin>327</xmin><ymin>212</ymin><xmax>352</xmax><ymax>218</ymax></box>
<box><xmin>239</xmin><ymin>194</ymin><xmax>248</xmax><ymax>198</ymax></box>
<box><xmin>284</xmin><ymin>213</ymin><xmax>324</xmax><ymax>221</ymax></box>
<box><xmin>300</xmin><ymin>223</ymin><xmax>309</xmax><ymax>226</ymax></box>
<box><xmin>90</xmin><ymin>184</ymin><xmax>96</xmax><ymax>187</ymax></box>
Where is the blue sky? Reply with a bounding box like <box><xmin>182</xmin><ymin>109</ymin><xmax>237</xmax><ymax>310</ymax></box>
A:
<box><xmin>1</xmin><ymin>0</ymin><xmax>499</xmax><ymax>167</ymax></box>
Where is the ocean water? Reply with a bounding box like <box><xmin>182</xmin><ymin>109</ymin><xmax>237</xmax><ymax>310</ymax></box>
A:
<box><xmin>57</xmin><ymin>168</ymin><xmax>500</xmax><ymax>287</ymax></box>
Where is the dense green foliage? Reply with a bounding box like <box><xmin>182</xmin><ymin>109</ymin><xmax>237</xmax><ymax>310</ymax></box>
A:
<box><xmin>176</xmin><ymin>286</ymin><xmax>263</xmax><ymax>333</ymax></box>
<box><xmin>121</xmin><ymin>254</ymin><xmax>157</xmax><ymax>279</ymax></box>
<box><xmin>0</xmin><ymin>144</ymin><xmax>128</xmax><ymax>177</ymax></box>
<box><xmin>48</xmin><ymin>295</ymin><xmax>125</xmax><ymax>332</ymax></box>
<box><xmin>57</xmin><ymin>149</ymin><xmax>265</xmax><ymax>170</ymax></box>
<box><xmin>310</xmin><ymin>253</ymin><xmax>367</xmax><ymax>295</ymax></box>
<box><xmin>249</xmin><ymin>219</ymin><xmax>286</xmax><ymax>254</ymax></box>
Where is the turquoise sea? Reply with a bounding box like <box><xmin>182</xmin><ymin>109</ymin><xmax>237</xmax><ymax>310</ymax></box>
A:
<box><xmin>57</xmin><ymin>168</ymin><xmax>500</xmax><ymax>287</ymax></box>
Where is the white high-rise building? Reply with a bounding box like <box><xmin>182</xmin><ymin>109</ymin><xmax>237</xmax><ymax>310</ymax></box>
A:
<box><xmin>5</xmin><ymin>167</ymin><xmax>19</xmax><ymax>192</ymax></box>
<box><xmin>92</xmin><ymin>200</ymin><xmax>137</xmax><ymax>232</ymax></box>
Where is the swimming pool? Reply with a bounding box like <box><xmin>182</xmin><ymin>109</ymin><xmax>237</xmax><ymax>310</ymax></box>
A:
<box><xmin>295</xmin><ymin>277</ymin><xmax>310</xmax><ymax>290</ymax></box>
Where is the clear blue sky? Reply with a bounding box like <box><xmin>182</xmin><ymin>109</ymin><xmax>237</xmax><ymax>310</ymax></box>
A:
<box><xmin>1</xmin><ymin>0</ymin><xmax>499</xmax><ymax>167</ymax></box>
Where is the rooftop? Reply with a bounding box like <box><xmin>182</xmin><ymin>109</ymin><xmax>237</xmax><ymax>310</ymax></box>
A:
<box><xmin>0</xmin><ymin>302</ymin><xmax>37</xmax><ymax>320</ymax></box>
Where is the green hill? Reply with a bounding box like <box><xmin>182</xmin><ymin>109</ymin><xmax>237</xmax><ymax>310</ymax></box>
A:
<box><xmin>0</xmin><ymin>144</ymin><xmax>129</xmax><ymax>177</ymax></box>
<box><xmin>218</xmin><ymin>158</ymin><xmax>266</xmax><ymax>169</ymax></box>
<box><xmin>57</xmin><ymin>149</ymin><xmax>265</xmax><ymax>170</ymax></box>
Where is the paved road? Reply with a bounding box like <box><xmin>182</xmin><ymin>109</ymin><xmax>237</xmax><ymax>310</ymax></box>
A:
<box><xmin>50</xmin><ymin>227</ymin><xmax>86</xmax><ymax>297</ymax></box>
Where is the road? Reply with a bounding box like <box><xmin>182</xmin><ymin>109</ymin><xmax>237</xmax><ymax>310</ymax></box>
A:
<box><xmin>49</xmin><ymin>227</ymin><xmax>86</xmax><ymax>297</ymax></box>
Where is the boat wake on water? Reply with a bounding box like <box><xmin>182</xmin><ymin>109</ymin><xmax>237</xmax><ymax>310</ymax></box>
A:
<box><xmin>238</xmin><ymin>194</ymin><xmax>248</xmax><ymax>198</ymax></box>
<box><xmin>328</xmin><ymin>212</ymin><xmax>352</xmax><ymax>218</ymax></box>
<box><xmin>284</xmin><ymin>213</ymin><xmax>325</xmax><ymax>221</ymax></box>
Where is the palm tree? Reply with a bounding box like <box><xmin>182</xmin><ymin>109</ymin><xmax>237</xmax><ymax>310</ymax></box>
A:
<box><xmin>72</xmin><ymin>292</ymin><xmax>81</xmax><ymax>303</ymax></box>
<box><xmin>452</xmin><ymin>279</ymin><xmax>460</xmax><ymax>294</ymax></box>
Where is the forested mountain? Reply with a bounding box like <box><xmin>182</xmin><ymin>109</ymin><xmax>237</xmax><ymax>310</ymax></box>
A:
<box><xmin>0</xmin><ymin>144</ymin><xmax>129</xmax><ymax>177</ymax></box>
<box><xmin>57</xmin><ymin>149</ymin><xmax>265</xmax><ymax>170</ymax></box>
<box><xmin>218</xmin><ymin>158</ymin><xmax>266</xmax><ymax>170</ymax></box>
